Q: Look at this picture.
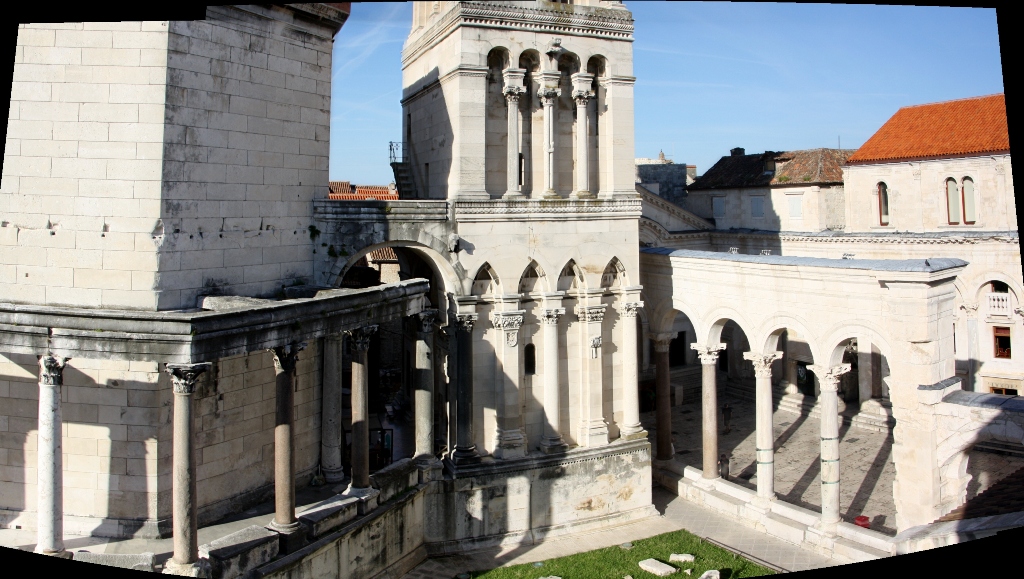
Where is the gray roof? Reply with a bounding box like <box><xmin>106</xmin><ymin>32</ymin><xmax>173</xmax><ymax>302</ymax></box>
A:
<box><xmin>641</xmin><ymin>247</ymin><xmax>969</xmax><ymax>273</ymax></box>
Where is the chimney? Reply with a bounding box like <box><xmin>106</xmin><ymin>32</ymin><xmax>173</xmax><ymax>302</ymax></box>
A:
<box><xmin>730</xmin><ymin>147</ymin><xmax>745</xmax><ymax>156</ymax></box>
<box><xmin>686</xmin><ymin>165</ymin><xmax>696</xmax><ymax>180</ymax></box>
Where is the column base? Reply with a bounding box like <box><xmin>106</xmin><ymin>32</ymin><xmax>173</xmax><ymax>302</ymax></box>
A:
<box><xmin>808</xmin><ymin>519</ymin><xmax>839</xmax><ymax>541</ymax></box>
<box><xmin>450</xmin><ymin>446</ymin><xmax>482</xmax><ymax>466</ymax></box>
<box><xmin>502</xmin><ymin>191</ymin><xmax>525</xmax><ymax>200</ymax></box>
<box><xmin>322</xmin><ymin>466</ymin><xmax>346</xmax><ymax>484</ymax></box>
<box><xmin>35</xmin><ymin>548</ymin><xmax>72</xmax><ymax>559</ymax></box>
<box><xmin>619</xmin><ymin>425</ymin><xmax>648</xmax><ymax>441</ymax></box>
<box><xmin>572</xmin><ymin>190</ymin><xmax>596</xmax><ymax>199</ymax></box>
<box><xmin>494</xmin><ymin>429</ymin><xmax>528</xmax><ymax>460</ymax></box>
<box><xmin>539</xmin><ymin>438</ymin><xmax>569</xmax><ymax>454</ymax></box>
<box><xmin>542</xmin><ymin>190</ymin><xmax>561</xmax><ymax>199</ymax></box>
<box><xmin>341</xmin><ymin>485</ymin><xmax>380</xmax><ymax>515</ymax></box>
<box><xmin>267</xmin><ymin>520</ymin><xmax>307</xmax><ymax>555</ymax></box>
<box><xmin>579</xmin><ymin>422</ymin><xmax>609</xmax><ymax>447</ymax></box>
<box><xmin>162</xmin><ymin>559</ymin><xmax>212</xmax><ymax>577</ymax></box>
<box><xmin>415</xmin><ymin>457</ymin><xmax>444</xmax><ymax>483</ymax></box>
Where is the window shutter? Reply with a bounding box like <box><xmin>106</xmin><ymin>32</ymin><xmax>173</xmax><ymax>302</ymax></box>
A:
<box><xmin>962</xmin><ymin>178</ymin><xmax>976</xmax><ymax>224</ymax></box>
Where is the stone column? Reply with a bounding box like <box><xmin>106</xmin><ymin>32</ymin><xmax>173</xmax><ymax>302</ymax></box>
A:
<box><xmin>492</xmin><ymin>309</ymin><xmax>527</xmax><ymax>459</ymax></box>
<box><xmin>576</xmin><ymin>302</ymin><xmax>609</xmax><ymax>446</ymax></box>
<box><xmin>540</xmin><ymin>303</ymin><xmax>567</xmax><ymax>452</ymax></box>
<box><xmin>783</xmin><ymin>355</ymin><xmax>799</xmax><ymax>394</ymax></box>
<box><xmin>345</xmin><ymin>328</ymin><xmax>376</xmax><ymax>489</ymax></box>
<box><xmin>619</xmin><ymin>300</ymin><xmax>645</xmax><ymax>439</ymax></box>
<box><xmin>961</xmin><ymin>302</ymin><xmax>979</xmax><ymax>391</ymax></box>
<box><xmin>539</xmin><ymin>77</ymin><xmax>561</xmax><ymax>199</ymax></box>
<box><xmin>652</xmin><ymin>334</ymin><xmax>675</xmax><ymax>461</ymax></box>
<box><xmin>743</xmin><ymin>352</ymin><xmax>782</xmax><ymax>503</ymax></box>
<box><xmin>857</xmin><ymin>336</ymin><xmax>873</xmax><ymax>404</ymax></box>
<box><xmin>164</xmin><ymin>363</ymin><xmax>211</xmax><ymax>573</ymax></box>
<box><xmin>414</xmin><ymin>310</ymin><xmax>440</xmax><ymax>474</ymax></box>
<box><xmin>269</xmin><ymin>343</ymin><xmax>306</xmax><ymax>549</ymax></box>
<box><xmin>451</xmin><ymin>313</ymin><xmax>481</xmax><ymax>465</ymax></box>
<box><xmin>321</xmin><ymin>335</ymin><xmax>345</xmax><ymax>483</ymax></box>
<box><xmin>692</xmin><ymin>343</ymin><xmax>726</xmax><ymax>479</ymax></box>
<box><xmin>809</xmin><ymin>363</ymin><xmax>851</xmax><ymax>533</ymax></box>
<box><xmin>502</xmin><ymin>68</ymin><xmax>526</xmax><ymax>199</ymax></box>
<box><xmin>35</xmin><ymin>355</ymin><xmax>69</xmax><ymax>557</ymax></box>
<box><xmin>570</xmin><ymin>72</ymin><xmax>595</xmax><ymax>199</ymax></box>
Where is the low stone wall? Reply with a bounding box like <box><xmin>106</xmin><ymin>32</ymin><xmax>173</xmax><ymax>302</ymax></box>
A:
<box><xmin>892</xmin><ymin>511</ymin><xmax>1024</xmax><ymax>554</ymax></box>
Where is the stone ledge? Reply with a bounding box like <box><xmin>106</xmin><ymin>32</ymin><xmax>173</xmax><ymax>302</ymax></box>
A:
<box><xmin>199</xmin><ymin>525</ymin><xmax>279</xmax><ymax>579</ymax></box>
<box><xmin>892</xmin><ymin>510</ymin><xmax>1024</xmax><ymax>554</ymax></box>
<box><xmin>371</xmin><ymin>457</ymin><xmax>419</xmax><ymax>503</ymax></box>
<box><xmin>296</xmin><ymin>494</ymin><xmax>360</xmax><ymax>538</ymax></box>
<box><xmin>73</xmin><ymin>551</ymin><xmax>156</xmax><ymax>571</ymax></box>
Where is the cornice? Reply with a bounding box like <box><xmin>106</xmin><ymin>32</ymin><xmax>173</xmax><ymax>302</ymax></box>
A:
<box><xmin>454</xmin><ymin>198</ymin><xmax>641</xmax><ymax>222</ymax></box>
<box><xmin>645</xmin><ymin>228</ymin><xmax>1019</xmax><ymax>246</ymax></box>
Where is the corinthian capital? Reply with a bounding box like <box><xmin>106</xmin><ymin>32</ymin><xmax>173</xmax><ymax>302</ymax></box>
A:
<box><xmin>571</xmin><ymin>89</ymin><xmax>593</xmax><ymax>106</ymax></box>
<box><xmin>539</xmin><ymin>86</ymin><xmax>560</xmax><ymax>104</ymax></box>
<box><xmin>503</xmin><ymin>84</ymin><xmax>525</xmax><ymax>101</ymax></box>
<box><xmin>621</xmin><ymin>301</ymin><xmax>644</xmax><ymax>318</ymax></box>
<box><xmin>742</xmin><ymin>351</ymin><xmax>782</xmax><ymax>378</ymax></box>
<box><xmin>575</xmin><ymin>304</ymin><xmax>606</xmax><ymax>323</ymax></box>
<box><xmin>651</xmin><ymin>333</ymin><xmax>675</xmax><ymax>353</ymax></box>
<box><xmin>808</xmin><ymin>363</ymin><xmax>851</xmax><ymax>392</ymax></box>
<box><xmin>456</xmin><ymin>313</ymin><xmax>478</xmax><ymax>333</ymax></box>
<box><xmin>345</xmin><ymin>326</ymin><xmax>377</xmax><ymax>353</ymax></box>
<box><xmin>272</xmin><ymin>342</ymin><xmax>307</xmax><ymax>372</ymax></box>
<box><xmin>960</xmin><ymin>302</ymin><xmax>979</xmax><ymax>318</ymax></box>
<box><xmin>541</xmin><ymin>307</ymin><xmax>565</xmax><ymax>325</ymax></box>
<box><xmin>416</xmin><ymin>309</ymin><xmax>438</xmax><ymax>335</ymax></box>
<box><xmin>691</xmin><ymin>342</ymin><xmax>726</xmax><ymax>365</ymax></box>
<box><xmin>38</xmin><ymin>355</ymin><xmax>70</xmax><ymax>387</ymax></box>
<box><xmin>165</xmin><ymin>363</ymin><xmax>211</xmax><ymax>395</ymax></box>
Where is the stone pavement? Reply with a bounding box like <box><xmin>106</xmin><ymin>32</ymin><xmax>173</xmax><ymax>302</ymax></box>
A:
<box><xmin>400</xmin><ymin>487</ymin><xmax>835</xmax><ymax>578</ymax></box>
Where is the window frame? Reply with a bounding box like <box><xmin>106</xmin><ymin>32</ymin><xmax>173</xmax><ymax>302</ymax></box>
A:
<box><xmin>994</xmin><ymin>326</ymin><xmax>1012</xmax><ymax>359</ymax></box>
<box><xmin>524</xmin><ymin>343</ymin><xmax>536</xmax><ymax>375</ymax></box>
<box><xmin>750</xmin><ymin>195</ymin><xmax>765</xmax><ymax>219</ymax></box>
<box><xmin>946</xmin><ymin>177</ymin><xmax>961</xmax><ymax>225</ymax></box>
<box><xmin>877</xmin><ymin>182</ymin><xmax>890</xmax><ymax>226</ymax></box>
<box><xmin>961</xmin><ymin>176</ymin><xmax>976</xmax><ymax>225</ymax></box>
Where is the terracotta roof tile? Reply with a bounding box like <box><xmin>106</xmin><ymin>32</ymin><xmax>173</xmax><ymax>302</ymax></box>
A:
<box><xmin>327</xmin><ymin>181</ymin><xmax>398</xmax><ymax>200</ymax></box>
<box><xmin>847</xmin><ymin>94</ymin><xmax>1009</xmax><ymax>164</ymax></box>
<box><xmin>689</xmin><ymin>148</ymin><xmax>853</xmax><ymax>190</ymax></box>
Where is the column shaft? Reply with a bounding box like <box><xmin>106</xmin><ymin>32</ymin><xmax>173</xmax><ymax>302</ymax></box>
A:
<box><xmin>745</xmin><ymin>352</ymin><xmax>781</xmax><ymax>501</ymax></box>
<box><xmin>452</xmin><ymin>313</ymin><xmax>480</xmax><ymax>464</ymax></box>
<box><xmin>540</xmin><ymin>306</ymin><xmax>566</xmax><ymax>451</ymax></box>
<box><xmin>492</xmin><ymin>309</ymin><xmax>526</xmax><ymax>458</ymax></box>
<box><xmin>693</xmin><ymin>343</ymin><xmax>725</xmax><ymax>479</ymax></box>
<box><xmin>540</xmin><ymin>85</ymin><xmax>560</xmax><ymax>197</ymax></box>
<box><xmin>347</xmin><ymin>328</ymin><xmax>376</xmax><ymax>489</ymax></box>
<box><xmin>653</xmin><ymin>337</ymin><xmax>673</xmax><ymax>461</ymax></box>
<box><xmin>810</xmin><ymin>364</ymin><xmax>850</xmax><ymax>531</ymax></box>
<box><xmin>414</xmin><ymin>311</ymin><xmax>437</xmax><ymax>462</ymax></box>
<box><xmin>577</xmin><ymin>303</ymin><xmax>608</xmax><ymax>446</ymax></box>
<box><xmin>321</xmin><ymin>335</ymin><xmax>345</xmax><ymax>483</ymax></box>
<box><xmin>166</xmin><ymin>363</ymin><xmax>210</xmax><ymax>568</ymax></box>
<box><xmin>36</xmin><ymin>355</ymin><xmax>69</xmax><ymax>556</ymax></box>
<box><xmin>503</xmin><ymin>71</ymin><xmax>525</xmax><ymax>199</ymax></box>
<box><xmin>620</xmin><ymin>302</ymin><xmax>644</xmax><ymax>437</ymax></box>
<box><xmin>574</xmin><ymin>94</ymin><xmax>590</xmax><ymax>196</ymax></box>
<box><xmin>857</xmin><ymin>337</ymin><xmax>873</xmax><ymax>404</ymax></box>
<box><xmin>271</xmin><ymin>344</ymin><xmax>304</xmax><ymax>530</ymax></box>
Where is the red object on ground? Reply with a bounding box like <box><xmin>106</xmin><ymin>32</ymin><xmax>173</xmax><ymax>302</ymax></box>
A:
<box><xmin>854</xmin><ymin>516</ymin><xmax>870</xmax><ymax>528</ymax></box>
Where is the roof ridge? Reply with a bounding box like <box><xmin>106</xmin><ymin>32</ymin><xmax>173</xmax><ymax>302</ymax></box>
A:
<box><xmin>898</xmin><ymin>93</ymin><xmax>1004</xmax><ymax>109</ymax></box>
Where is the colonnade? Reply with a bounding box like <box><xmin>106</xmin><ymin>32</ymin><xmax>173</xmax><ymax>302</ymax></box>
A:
<box><xmin>499</xmin><ymin>67</ymin><xmax>596</xmax><ymax>200</ymax></box>
<box><xmin>651</xmin><ymin>341</ymin><xmax>853</xmax><ymax>534</ymax></box>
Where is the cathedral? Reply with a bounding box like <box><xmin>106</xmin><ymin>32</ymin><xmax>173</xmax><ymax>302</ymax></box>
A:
<box><xmin>0</xmin><ymin>2</ymin><xmax>1019</xmax><ymax>576</ymax></box>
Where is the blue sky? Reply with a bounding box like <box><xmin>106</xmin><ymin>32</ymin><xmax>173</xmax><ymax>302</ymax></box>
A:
<box><xmin>329</xmin><ymin>2</ymin><xmax>1004</xmax><ymax>184</ymax></box>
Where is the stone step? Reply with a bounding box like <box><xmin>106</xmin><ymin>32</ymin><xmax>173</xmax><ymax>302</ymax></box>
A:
<box><xmin>975</xmin><ymin>440</ymin><xmax>1024</xmax><ymax>458</ymax></box>
<box><xmin>849</xmin><ymin>411</ymin><xmax>895</xmax><ymax>433</ymax></box>
<box><xmin>832</xmin><ymin>536</ymin><xmax>889</xmax><ymax>563</ymax></box>
<box><xmin>761</xmin><ymin>511</ymin><xmax>807</xmax><ymax>545</ymax></box>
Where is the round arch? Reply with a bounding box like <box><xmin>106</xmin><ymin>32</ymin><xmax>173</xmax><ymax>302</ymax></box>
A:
<box><xmin>971</xmin><ymin>272</ymin><xmax>1024</xmax><ymax>304</ymax></box>
<box><xmin>327</xmin><ymin>240</ymin><xmax>464</xmax><ymax>297</ymax></box>
<box><xmin>754</xmin><ymin>313</ymin><xmax>823</xmax><ymax>363</ymax></box>
<box><xmin>819</xmin><ymin>321</ymin><xmax>896</xmax><ymax>369</ymax></box>
<box><xmin>703</xmin><ymin>306</ymin><xmax>756</xmax><ymax>347</ymax></box>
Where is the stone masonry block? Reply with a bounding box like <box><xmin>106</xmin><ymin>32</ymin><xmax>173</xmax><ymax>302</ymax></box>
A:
<box><xmin>200</xmin><ymin>525</ymin><xmax>279</xmax><ymax>579</ymax></box>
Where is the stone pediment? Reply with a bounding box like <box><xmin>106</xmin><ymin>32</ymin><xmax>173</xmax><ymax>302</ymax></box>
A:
<box><xmin>637</xmin><ymin>185</ymin><xmax>713</xmax><ymax>233</ymax></box>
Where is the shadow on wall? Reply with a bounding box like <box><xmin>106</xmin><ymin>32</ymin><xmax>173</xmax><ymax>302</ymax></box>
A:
<box><xmin>402</xmin><ymin>67</ymin><xmax>453</xmax><ymax>200</ymax></box>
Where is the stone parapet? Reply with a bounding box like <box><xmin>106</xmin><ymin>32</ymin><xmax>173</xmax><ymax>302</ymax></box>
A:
<box><xmin>199</xmin><ymin>525</ymin><xmax>279</xmax><ymax>579</ymax></box>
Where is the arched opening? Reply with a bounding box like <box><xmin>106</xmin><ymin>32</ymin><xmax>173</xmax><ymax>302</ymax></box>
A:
<box><xmin>586</xmin><ymin>55</ymin><xmax>606</xmax><ymax>194</ymax></box>
<box><xmin>518</xmin><ymin>260</ymin><xmax>547</xmax><ymax>295</ymax></box>
<box><xmin>556</xmin><ymin>51</ymin><xmax>580</xmax><ymax>196</ymax></box>
<box><xmin>485</xmin><ymin>47</ymin><xmax>511</xmax><ymax>197</ymax></box>
<box><xmin>600</xmin><ymin>257</ymin><xmax>627</xmax><ymax>289</ymax></box>
<box><xmin>877</xmin><ymin>182</ymin><xmax>889</xmax><ymax>226</ymax></box>
<box><xmin>519</xmin><ymin>49</ymin><xmax>540</xmax><ymax>196</ymax></box>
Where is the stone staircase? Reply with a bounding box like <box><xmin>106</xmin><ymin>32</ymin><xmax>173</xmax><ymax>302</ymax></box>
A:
<box><xmin>390</xmin><ymin>161</ymin><xmax>417</xmax><ymax>198</ymax></box>
<box><xmin>935</xmin><ymin>465</ymin><xmax>1024</xmax><ymax>522</ymax></box>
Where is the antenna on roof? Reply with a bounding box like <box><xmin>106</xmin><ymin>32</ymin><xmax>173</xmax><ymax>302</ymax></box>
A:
<box><xmin>838</xmin><ymin>135</ymin><xmax>841</xmax><ymax>149</ymax></box>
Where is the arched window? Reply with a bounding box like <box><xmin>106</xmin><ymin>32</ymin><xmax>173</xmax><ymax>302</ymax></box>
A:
<box><xmin>946</xmin><ymin>178</ymin><xmax>960</xmax><ymax>224</ymax></box>
<box><xmin>962</xmin><ymin>177</ymin><xmax>976</xmax><ymax>224</ymax></box>
<box><xmin>877</xmin><ymin>182</ymin><xmax>889</xmax><ymax>226</ymax></box>
<box><xmin>524</xmin><ymin>343</ymin><xmax>536</xmax><ymax>375</ymax></box>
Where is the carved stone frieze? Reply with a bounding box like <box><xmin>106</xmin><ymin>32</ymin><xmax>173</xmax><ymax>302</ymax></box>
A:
<box><xmin>456</xmin><ymin>313</ymin><xmax>478</xmax><ymax>333</ymax></box>
<box><xmin>491</xmin><ymin>311</ymin><xmax>524</xmax><ymax>348</ymax></box>
<box><xmin>621</xmin><ymin>301</ymin><xmax>644</xmax><ymax>318</ymax></box>
<box><xmin>960</xmin><ymin>302</ymin><xmax>979</xmax><ymax>318</ymax></box>
<box><xmin>541</xmin><ymin>307</ymin><xmax>565</xmax><ymax>325</ymax></box>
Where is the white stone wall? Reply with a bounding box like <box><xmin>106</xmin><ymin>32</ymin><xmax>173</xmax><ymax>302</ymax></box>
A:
<box><xmin>685</xmin><ymin>184</ymin><xmax>834</xmax><ymax>232</ymax></box>
<box><xmin>1</xmin><ymin>22</ymin><xmax>171</xmax><ymax>310</ymax></box>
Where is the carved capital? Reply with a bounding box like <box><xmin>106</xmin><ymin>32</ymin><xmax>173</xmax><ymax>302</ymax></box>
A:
<box><xmin>491</xmin><ymin>311</ymin><xmax>524</xmax><ymax>348</ymax></box>
<box><xmin>691</xmin><ymin>342</ymin><xmax>726</xmax><ymax>365</ymax></box>
<box><xmin>742</xmin><ymin>351</ymin><xmax>782</xmax><ymax>378</ymax></box>
<box><xmin>539</xmin><ymin>86</ymin><xmax>560</xmax><ymax>105</ymax></box>
<box><xmin>271</xmin><ymin>342</ymin><xmax>307</xmax><ymax>373</ymax></box>
<box><xmin>416</xmin><ymin>309</ymin><xmax>438</xmax><ymax>335</ymax></box>
<box><xmin>165</xmin><ymin>363</ymin><xmax>211</xmax><ymax>395</ymax></box>
<box><xmin>541</xmin><ymin>307</ymin><xmax>565</xmax><ymax>325</ymax></box>
<box><xmin>575</xmin><ymin>304</ymin><xmax>606</xmax><ymax>323</ymax></box>
<box><xmin>456</xmin><ymin>313</ymin><xmax>478</xmax><ymax>333</ymax></box>
<box><xmin>572</xmin><ymin>89</ymin><xmax>593</xmax><ymax>107</ymax></box>
<box><xmin>38</xmin><ymin>355</ymin><xmax>70</xmax><ymax>387</ymax></box>
<box><xmin>651</xmin><ymin>333</ymin><xmax>675</xmax><ymax>353</ymax></box>
<box><xmin>808</xmin><ymin>363</ymin><xmax>851</xmax><ymax>392</ymax></box>
<box><xmin>345</xmin><ymin>326</ymin><xmax>377</xmax><ymax>353</ymax></box>
<box><xmin>503</xmin><ymin>84</ymin><xmax>525</xmax><ymax>102</ymax></box>
<box><xmin>621</xmin><ymin>301</ymin><xmax>644</xmax><ymax>318</ymax></box>
<box><xmin>960</xmin><ymin>302</ymin><xmax>979</xmax><ymax>318</ymax></box>
<box><xmin>1016</xmin><ymin>306</ymin><xmax>1024</xmax><ymax>320</ymax></box>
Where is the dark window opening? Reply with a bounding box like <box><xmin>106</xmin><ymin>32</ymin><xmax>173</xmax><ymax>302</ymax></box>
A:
<box><xmin>519</xmin><ymin>153</ymin><xmax>525</xmax><ymax>186</ymax></box>
<box><xmin>992</xmin><ymin>281</ymin><xmax>1009</xmax><ymax>293</ymax></box>
<box><xmin>669</xmin><ymin>331</ymin><xmax>687</xmax><ymax>367</ymax></box>
<box><xmin>991</xmin><ymin>387</ymin><xmax>1019</xmax><ymax>396</ymax></box>
<box><xmin>995</xmin><ymin>326</ymin><xmax>1011</xmax><ymax>359</ymax></box>
<box><xmin>878</xmin><ymin>182</ymin><xmax>889</xmax><ymax>226</ymax></box>
<box><xmin>717</xmin><ymin>347</ymin><xmax>728</xmax><ymax>372</ymax></box>
<box><xmin>524</xmin><ymin>343</ymin><xmax>536</xmax><ymax>375</ymax></box>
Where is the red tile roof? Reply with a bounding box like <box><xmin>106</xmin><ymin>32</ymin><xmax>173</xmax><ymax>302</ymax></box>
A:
<box><xmin>689</xmin><ymin>148</ymin><xmax>853</xmax><ymax>190</ymax></box>
<box><xmin>847</xmin><ymin>94</ymin><xmax>1009</xmax><ymax>165</ymax></box>
<box><xmin>327</xmin><ymin>181</ymin><xmax>399</xmax><ymax>200</ymax></box>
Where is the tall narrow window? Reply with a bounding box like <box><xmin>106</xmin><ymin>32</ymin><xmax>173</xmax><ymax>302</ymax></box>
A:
<box><xmin>751</xmin><ymin>196</ymin><xmax>764</xmax><ymax>218</ymax></box>
<box><xmin>946</xmin><ymin>178</ymin><xmax>960</xmax><ymax>224</ymax></box>
<box><xmin>712</xmin><ymin>197</ymin><xmax>725</xmax><ymax>218</ymax></box>
<box><xmin>878</xmin><ymin>182</ymin><xmax>889</xmax><ymax>225</ymax></box>
<box><xmin>524</xmin><ymin>344</ymin><xmax>536</xmax><ymax>375</ymax></box>
<box><xmin>519</xmin><ymin>153</ymin><xmax>525</xmax><ymax>186</ymax></box>
<box><xmin>994</xmin><ymin>326</ymin><xmax>1011</xmax><ymax>359</ymax></box>
<box><xmin>962</xmin><ymin>177</ymin><xmax>976</xmax><ymax>224</ymax></box>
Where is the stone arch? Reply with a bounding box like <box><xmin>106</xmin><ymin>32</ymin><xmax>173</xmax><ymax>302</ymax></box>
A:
<box><xmin>972</xmin><ymin>273</ymin><xmax>1023</xmax><ymax>304</ymax></box>
<box><xmin>557</xmin><ymin>51</ymin><xmax>581</xmax><ymax>76</ymax></box>
<box><xmin>556</xmin><ymin>259</ymin><xmax>585</xmax><ymax>292</ymax></box>
<box><xmin>585</xmin><ymin>54</ymin><xmax>607</xmax><ymax>78</ymax></box>
<box><xmin>704</xmin><ymin>307</ymin><xmax>755</xmax><ymax>347</ymax></box>
<box><xmin>486</xmin><ymin>46</ymin><xmax>510</xmax><ymax>71</ymax></box>
<box><xmin>756</xmin><ymin>314</ymin><xmax>822</xmax><ymax>363</ymax></box>
<box><xmin>486</xmin><ymin>46</ymin><xmax>513</xmax><ymax>197</ymax></box>
<box><xmin>820</xmin><ymin>322</ymin><xmax>895</xmax><ymax>368</ymax></box>
<box><xmin>600</xmin><ymin>256</ymin><xmax>628</xmax><ymax>289</ymax></box>
<box><xmin>519</xmin><ymin>259</ymin><xmax>549</xmax><ymax>294</ymax></box>
<box><xmin>327</xmin><ymin>239</ymin><xmax>463</xmax><ymax>297</ymax></box>
<box><xmin>517</xmin><ymin>48</ymin><xmax>540</xmax><ymax>73</ymax></box>
<box><xmin>471</xmin><ymin>262</ymin><xmax>501</xmax><ymax>297</ymax></box>
<box><xmin>638</xmin><ymin>219</ymin><xmax>665</xmax><ymax>247</ymax></box>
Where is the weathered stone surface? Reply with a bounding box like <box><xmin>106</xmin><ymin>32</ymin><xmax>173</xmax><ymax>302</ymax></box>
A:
<box><xmin>370</xmin><ymin>457</ymin><xmax>419</xmax><ymax>503</ymax></box>
<box><xmin>297</xmin><ymin>494</ymin><xmax>360</xmax><ymax>538</ymax></box>
<box><xmin>669</xmin><ymin>553</ymin><xmax>695</xmax><ymax>563</ymax></box>
<box><xmin>162</xmin><ymin>558</ymin><xmax>213</xmax><ymax>577</ymax></box>
<box><xmin>639</xmin><ymin>559</ymin><xmax>677</xmax><ymax>576</ymax></box>
<box><xmin>73</xmin><ymin>551</ymin><xmax>156</xmax><ymax>571</ymax></box>
<box><xmin>199</xmin><ymin>525</ymin><xmax>279</xmax><ymax>579</ymax></box>
<box><xmin>697</xmin><ymin>571</ymin><xmax>720</xmax><ymax>579</ymax></box>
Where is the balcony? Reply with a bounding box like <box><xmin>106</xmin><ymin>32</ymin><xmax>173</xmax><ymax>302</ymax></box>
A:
<box><xmin>989</xmin><ymin>293</ymin><xmax>1011</xmax><ymax>317</ymax></box>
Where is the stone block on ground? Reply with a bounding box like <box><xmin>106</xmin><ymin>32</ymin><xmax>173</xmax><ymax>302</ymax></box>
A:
<box><xmin>297</xmin><ymin>493</ymin><xmax>360</xmax><ymax>537</ymax></box>
<box><xmin>669</xmin><ymin>553</ymin><xmax>695</xmax><ymax>563</ymax></box>
<box><xmin>639</xmin><ymin>559</ymin><xmax>677</xmax><ymax>576</ymax></box>
<box><xmin>370</xmin><ymin>457</ymin><xmax>419</xmax><ymax>503</ymax></box>
<box><xmin>199</xmin><ymin>525</ymin><xmax>279</xmax><ymax>579</ymax></box>
<box><xmin>73</xmin><ymin>551</ymin><xmax>156</xmax><ymax>571</ymax></box>
<box><xmin>697</xmin><ymin>571</ymin><xmax>720</xmax><ymax>579</ymax></box>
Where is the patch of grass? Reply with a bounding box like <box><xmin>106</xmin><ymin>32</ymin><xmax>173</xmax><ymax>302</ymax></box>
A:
<box><xmin>469</xmin><ymin>529</ymin><xmax>774</xmax><ymax>579</ymax></box>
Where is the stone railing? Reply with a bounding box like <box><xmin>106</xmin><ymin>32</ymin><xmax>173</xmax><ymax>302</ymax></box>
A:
<box><xmin>988</xmin><ymin>293</ymin><xmax>1011</xmax><ymax>317</ymax></box>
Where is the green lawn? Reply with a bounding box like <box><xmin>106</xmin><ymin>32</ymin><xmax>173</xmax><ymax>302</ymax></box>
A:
<box><xmin>467</xmin><ymin>529</ymin><xmax>776</xmax><ymax>579</ymax></box>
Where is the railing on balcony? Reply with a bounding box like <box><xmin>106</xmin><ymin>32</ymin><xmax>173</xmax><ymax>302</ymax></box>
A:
<box><xmin>389</xmin><ymin>141</ymin><xmax>408</xmax><ymax>164</ymax></box>
<box><xmin>989</xmin><ymin>293</ymin><xmax>1011</xmax><ymax>316</ymax></box>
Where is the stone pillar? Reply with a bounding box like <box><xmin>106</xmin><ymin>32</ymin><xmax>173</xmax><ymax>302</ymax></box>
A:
<box><xmin>414</xmin><ymin>310</ymin><xmax>440</xmax><ymax>474</ymax></box>
<box><xmin>692</xmin><ymin>343</ymin><xmax>726</xmax><ymax>479</ymax></box>
<box><xmin>961</xmin><ymin>302</ymin><xmax>979</xmax><ymax>391</ymax></box>
<box><xmin>652</xmin><ymin>334</ymin><xmax>675</xmax><ymax>461</ymax></box>
<box><xmin>269</xmin><ymin>343</ymin><xmax>306</xmax><ymax>550</ymax></box>
<box><xmin>576</xmin><ymin>302</ymin><xmax>609</xmax><ymax>446</ymax></box>
<box><xmin>451</xmin><ymin>312</ymin><xmax>481</xmax><ymax>465</ymax></box>
<box><xmin>502</xmin><ymin>68</ymin><xmax>525</xmax><ymax>199</ymax></box>
<box><xmin>321</xmin><ymin>335</ymin><xmax>345</xmax><ymax>483</ymax></box>
<box><xmin>619</xmin><ymin>300</ymin><xmax>645</xmax><ymax>439</ymax></box>
<box><xmin>492</xmin><ymin>309</ymin><xmax>527</xmax><ymax>459</ymax></box>
<box><xmin>35</xmin><ymin>355</ymin><xmax>69</xmax><ymax>557</ymax></box>
<box><xmin>164</xmin><ymin>363</ymin><xmax>211</xmax><ymax>574</ymax></box>
<box><xmin>743</xmin><ymin>352</ymin><xmax>781</xmax><ymax>503</ymax></box>
<box><xmin>345</xmin><ymin>328</ymin><xmax>376</xmax><ymax>489</ymax></box>
<box><xmin>539</xmin><ymin>74</ymin><xmax>560</xmax><ymax>198</ymax></box>
<box><xmin>809</xmin><ymin>363</ymin><xmax>851</xmax><ymax>533</ymax></box>
<box><xmin>857</xmin><ymin>336</ymin><xmax>873</xmax><ymax>404</ymax></box>
<box><xmin>783</xmin><ymin>356</ymin><xmax>799</xmax><ymax>394</ymax></box>
<box><xmin>540</xmin><ymin>303</ymin><xmax>567</xmax><ymax>453</ymax></box>
<box><xmin>570</xmin><ymin>72</ymin><xmax>595</xmax><ymax>199</ymax></box>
